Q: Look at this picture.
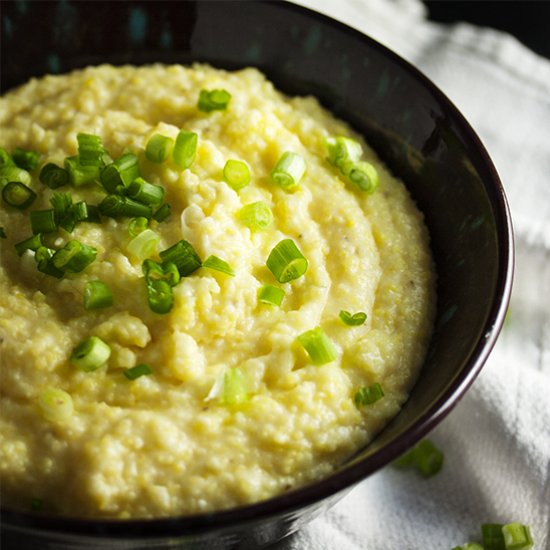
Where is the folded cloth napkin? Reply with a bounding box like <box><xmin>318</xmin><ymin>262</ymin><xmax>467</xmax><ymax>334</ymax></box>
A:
<box><xmin>272</xmin><ymin>1</ymin><xmax>550</xmax><ymax>548</ymax></box>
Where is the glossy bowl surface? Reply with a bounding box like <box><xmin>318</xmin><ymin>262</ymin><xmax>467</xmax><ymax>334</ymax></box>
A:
<box><xmin>0</xmin><ymin>1</ymin><xmax>513</xmax><ymax>548</ymax></box>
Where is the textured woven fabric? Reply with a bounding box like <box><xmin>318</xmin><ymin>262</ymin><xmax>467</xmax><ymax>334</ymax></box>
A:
<box><xmin>272</xmin><ymin>1</ymin><xmax>550</xmax><ymax>548</ymax></box>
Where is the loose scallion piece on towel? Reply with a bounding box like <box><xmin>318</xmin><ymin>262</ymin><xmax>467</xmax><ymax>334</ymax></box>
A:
<box><xmin>451</xmin><ymin>544</ymin><xmax>484</xmax><ymax>550</ymax></box>
<box><xmin>297</xmin><ymin>326</ymin><xmax>338</xmax><ymax>365</ymax></box>
<box><xmin>202</xmin><ymin>255</ymin><xmax>235</xmax><ymax>276</ymax></box>
<box><xmin>270</xmin><ymin>151</ymin><xmax>306</xmax><ymax>191</ymax></box>
<box><xmin>2</xmin><ymin>181</ymin><xmax>36</xmax><ymax>209</ymax></box>
<box><xmin>172</xmin><ymin>130</ymin><xmax>198</xmax><ymax>170</ymax></box>
<box><xmin>482</xmin><ymin>524</ymin><xmax>507</xmax><ymax>550</ymax></box>
<box><xmin>159</xmin><ymin>239</ymin><xmax>202</xmax><ymax>277</ymax></box>
<box><xmin>223</xmin><ymin>159</ymin><xmax>250</xmax><ymax>191</ymax></box>
<box><xmin>258</xmin><ymin>284</ymin><xmax>285</xmax><ymax>307</ymax></box>
<box><xmin>123</xmin><ymin>363</ymin><xmax>153</xmax><ymax>380</ymax></box>
<box><xmin>198</xmin><ymin>89</ymin><xmax>232</xmax><ymax>112</ymax></box>
<box><xmin>14</xmin><ymin>233</ymin><xmax>43</xmax><ymax>256</ymax></box>
<box><xmin>37</xmin><ymin>388</ymin><xmax>74</xmax><ymax>423</ymax></box>
<box><xmin>30</xmin><ymin>209</ymin><xmax>58</xmax><ymax>235</ymax></box>
<box><xmin>127</xmin><ymin>228</ymin><xmax>160</xmax><ymax>261</ymax></box>
<box><xmin>145</xmin><ymin>133</ymin><xmax>174</xmax><ymax>164</ymax></box>
<box><xmin>77</xmin><ymin>133</ymin><xmax>105</xmax><ymax>166</ymax></box>
<box><xmin>339</xmin><ymin>310</ymin><xmax>367</xmax><ymax>326</ymax></box>
<box><xmin>39</xmin><ymin>163</ymin><xmax>70</xmax><ymax>189</ymax></box>
<box><xmin>64</xmin><ymin>155</ymin><xmax>101</xmax><ymax>186</ymax></box>
<box><xmin>266</xmin><ymin>238</ymin><xmax>308</xmax><ymax>283</ymax></box>
<box><xmin>83</xmin><ymin>280</ymin><xmax>113</xmax><ymax>310</ymax></box>
<box><xmin>100</xmin><ymin>152</ymin><xmax>140</xmax><ymax>193</ymax></box>
<box><xmin>98</xmin><ymin>194</ymin><xmax>152</xmax><ymax>219</ymax></box>
<box><xmin>70</xmin><ymin>336</ymin><xmax>111</xmax><ymax>372</ymax></box>
<box><xmin>238</xmin><ymin>201</ymin><xmax>273</xmax><ymax>231</ymax></box>
<box><xmin>12</xmin><ymin>147</ymin><xmax>40</xmax><ymax>171</ymax></box>
<box><xmin>393</xmin><ymin>439</ymin><xmax>444</xmax><ymax>477</ymax></box>
<box><xmin>502</xmin><ymin>523</ymin><xmax>534</xmax><ymax>550</ymax></box>
<box><xmin>354</xmin><ymin>383</ymin><xmax>384</xmax><ymax>407</ymax></box>
<box><xmin>52</xmin><ymin>240</ymin><xmax>97</xmax><ymax>273</ymax></box>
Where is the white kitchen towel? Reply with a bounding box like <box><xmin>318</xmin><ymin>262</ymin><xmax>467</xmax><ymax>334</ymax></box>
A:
<box><xmin>272</xmin><ymin>1</ymin><xmax>550</xmax><ymax>549</ymax></box>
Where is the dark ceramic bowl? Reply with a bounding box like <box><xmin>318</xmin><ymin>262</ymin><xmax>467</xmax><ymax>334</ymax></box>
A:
<box><xmin>0</xmin><ymin>1</ymin><xmax>513</xmax><ymax>548</ymax></box>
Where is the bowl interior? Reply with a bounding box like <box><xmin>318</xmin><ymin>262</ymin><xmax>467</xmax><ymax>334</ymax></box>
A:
<box><xmin>1</xmin><ymin>0</ymin><xmax>513</xmax><ymax>542</ymax></box>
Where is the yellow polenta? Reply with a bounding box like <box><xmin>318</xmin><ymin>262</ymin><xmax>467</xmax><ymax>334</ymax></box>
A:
<box><xmin>0</xmin><ymin>64</ymin><xmax>435</xmax><ymax>518</ymax></box>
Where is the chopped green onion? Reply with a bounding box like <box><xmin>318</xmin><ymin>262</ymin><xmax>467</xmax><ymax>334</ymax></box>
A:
<box><xmin>98</xmin><ymin>194</ymin><xmax>152</xmax><ymax>219</ymax></box>
<box><xmin>59</xmin><ymin>201</ymin><xmax>90</xmax><ymax>233</ymax></box>
<box><xmin>223</xmin><ymin>159</ymin><xmax>250</xmax><ymax>191</ymax></box>
<box><xmin>30</xmin><ymin>209</ymin><xmax>58</xmax><ymax>234</ymax></box>
<box><xmin>127</xmin><ymin>228</ymin><xmax>160</xmax><ymax>260</ymax></box>
<box><xmin>145</xmin><ymin>134</ymin><xmax>174</xmax><ymax>163</ymax></box>
<box><xmin>206</xmin><ymin>367</ymin><xmax>248</xmax><ymax>406</ymax></box>
<box><xmin>0</xmin><ymin>147</ymin><xmax>13</xmax><ymax>169</ymax></box>
<box><xmin>502</xmin><ymin>523</ymin><xmax>533</xmax><ymax>550</ymax></box>
<box><xmin>14</xmin><ymin>233</ymin><xmax>43</xmax><ymax>256</ymax></box>
<box><xmin>146</xmin><ymin>279</ymin><xmax>174</xmax><ymax>314</ymax></box>
<box><xmin>128</xmin><ymin>216</ymin><xmax>149</xmax><ymax>237</ymax></box>
<box><xmin>202</xmin><ymin>255</ymin><xmax>235</xmax><ymax>276</ymax></box>
<box><xmin>50</xmin><ymin>191</ymin><xmax>72</xmax><ymax>217</ymax></box>
<box><xmin>258</xmin><ymin>284</ymin><xmax>285</xmax><ymax>307</ymax></box>
<box><xmin>52</xmin><ymin>240</ymin><xmax>97</xmax><ymax>273</ymax></box>
<box><xmin>297</xmin><ymin>326</ymin><xmax>338</xmax><ymax>365</ymax></box>
<box><xmin>339</xmin><ymin>310</ymin><xmax>367</xmax><ymax>326</ymax></box>
<box><xmin>70</xmin><ymin>336</ymin><xmax>111</xmax><ymax>372</ymax></box>
<box><xmin>64</xmin><ymin>155</ymin><xmax>100</xmax><ymax>186</ymax></box>
<box><xmin>266</xmin><ymin>238</ymin><xmax>308</xmax><ymax>283</ymax></box>
<box><xmin>100</xmin><ymin>152</ymin><xmax>140</xmax><ymax>193</ymax></box>
<box><xmin>2</xmin><ymin>181</ymin><xmax>36</xmax><ymax>209</ymax></box>
<box><xmin>83</xmin><ymin>281</ymin><xmax>113</xmax><ymax>310</ymax></box>
<box><xmin>123</xmin><ymin>363</ymin><xmax>153</xmax><ymax>380</ymax></box>
<box><xmin>143</xmin><ymin>259</ymin><xmax>180</xmax><ymax>287</ymax></box>
<box><xmin>12</xmin><ymin>147</ymin><xmax>40</xmax><ymax>171</ymax></box>
<box><xmin>153</xmin><ymin>203</ymin><xmax>171</xmax><ymax>222</ymax></box>
<box><xmin>77</xmin><ymin>133</ymin><xmax>105</xmax><ymax>166</ymax></box>
<box><xmin>31</xmin><ymin>498</ymin><xmax>43</xmax><ymax>512</ymax></box>
<box><xmin>239</xmin><ymin>201</ymin><xmax>273</xmax><ymax>231</ymax></box>
<box><xmin>347</xmin><ymin>161</ymin><xmax>379</xmax><ymax>193</ymax></box>
<box><xmin>37</xmin><ymin>388</ymin><xmax>74</xmax><ymax>423</ymax></box>
<box><xmin>127</xmin><ymin>177</ymin><xmax>165</xmax><ymax>206</ymax></box>
<box><xmin>0</xmin><ymin>165</ymin><xmax>32</xmax><ymax>187</ymax></box>
<box><xmin>85</xmin><ymin>204</ymin><xmax>101</xmax><ymax>224</ymax></box>
<box><xmin>354</xmin><ymin>383</ymin><xmax>384</xmax><ymax>407</ymax></box>
<box><xmin>482</xmin><ymin>524</ymin><xmax>507</xmax><ymax>550</ymax></box>
<box><xmin>271</xmin><ymin>152</ymin><xmax>306</xmax><ymax>191</ymax></box>
<box><xmin>35</xmin><ymin>246</ymin><xmax>64</xmax><ymax>278</ymax></box>
<box><xmin>0</xmin><ymin>227</ymin><xmax>6</xmax><ymax>238</ymax></box>
<box><xmin>326</xmin><ymin>136</ymin><xmax>362</xmax><ymax>170</ymax></box>
<box><xmin>159</xmin><ymin>239</ymin><xmax>202</xmax><ymax>277</ymax></box>
<box><xmin>39</xmin><ymin>162</ymin><xmax>70</xmax><ymax>189</ymax></box>
<box><xmin>172</xmin><ymin>130</ymin><xmax>198</xmax><ymax>170</ymax></box>
<box><xmin>394</xmin><ymin>439</ymin><xmax>444</xmax><ymax>477</ymax></box>
<box><xmin>198</xmin><ymin>89</ymin><xmax>232</xmax><ymax>112</ymax></box>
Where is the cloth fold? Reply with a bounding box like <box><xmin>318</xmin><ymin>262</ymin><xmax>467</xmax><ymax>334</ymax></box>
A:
<box><xmin>273</xmin><ymin>1</ymin><xmax>550</xmax><ymax>548</ymax></box>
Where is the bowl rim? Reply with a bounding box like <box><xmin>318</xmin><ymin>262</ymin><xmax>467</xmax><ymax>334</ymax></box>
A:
<box><xmin>1</xmin><ymin>0</ymin><xmax>514</xmax><ymax>538</ymax></box>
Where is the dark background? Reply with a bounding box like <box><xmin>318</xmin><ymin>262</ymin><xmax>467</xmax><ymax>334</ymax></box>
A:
<box><xmin>423</xmin><ymin>1</ymin><xmax>550</xmax><ymax>60</ymax></box>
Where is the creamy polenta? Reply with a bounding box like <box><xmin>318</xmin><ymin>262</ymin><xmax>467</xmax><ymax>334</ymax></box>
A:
<box><xmin>0</xmin><ymin>64</ymin><xmax>435</xmax><ymax>518</ymax></box>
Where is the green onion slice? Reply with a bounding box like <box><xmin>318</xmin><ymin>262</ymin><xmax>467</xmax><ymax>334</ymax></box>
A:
<box><xmin>2</xmin><ymin>181</ymin><xmax>37</xmax><ymax>209</ymax></box>
<box><xmin>127</xmin><ymin>177</ymin><xmax>165</xmax><ymax>206</ymax></box>
<box><xmin>30</xmin><ymin>209</ymin><xmax>58</xmax><ymax>235</ymax></box>
<box><xmin>127</xmin><ymin>228</ymin><xmax>160</xmax><ymax>261</ymax></box>
<box><xmin>223</xmin><ymin>159</ymin><xmax>250</xmax><ymax>191</ymax></box>
<box><xmin>153</xmin><ymin>203</ymin><xmax>171</xmax><ymax>223</ymax></box>
<box><xmin>146</xmin><ymin>279</ymin><xmax>174</xmax><ymax>314</ymax></box>
<box><xmin>128</xmin><ymin>216</ymin><xmax>149</xmax><ymax>237</ymax></box>
<box><xmin>198</xmin><ymin>89</ymin><xmax>232</xmax><ymax>112</ymax></box>
<box><xmin>394</xmin><ymin>439</ymin><xmax>444</xmax><ymax>477</ymax></box>
<box><xmin>172</xmin><ymin>130</ymin><xmax>198</xmax><ymax>170</ymax></box>
<box><xmin>202</xmin><ymin>255</ymin><xmax>235</xmax><ymax>276</ymax></box>
<box><xmin>266</xmin><ymin>238</ymin><xmax>308</xmax><ymax>283</ymax></box>
<box><xmin>99</xmin><ymin>194</ymin><xmax>153</xmax><ymax>219</ymax></box>
<box><xmin>354</xmin><ymin>383</ymin><xmax>384</xmax><ymax>407</ymax></box>
<box><xmin>64</xmin><ymin>155</ymin><xmax>100</xmax><ymax>186</ymax></box>
<box><xmin>258</xmin><ymin>284</ymin><xmax>284</xmax><ymax>307</ymax></box>
<box><xmin>37</xmin><ymin>388</ymin><xmax>74</xmax><ymax>423</ymax></box>
<box><xmin>123</xmin><ymin>363</ymin><xmax>153</xmax><ymax>380</ymax></box>
<box><xmin>52</xmin><ymin>240</ymin><xmax>97</xmax><ymax>273</ymax></box>
<box><xmin>83</xmin><ymin>281</ymin><xmax>113</xmax><ymax>310</ymax></box>
<box><xmin>15</xmin><ymin>233</ymin><xmax>43</xmax><ymax>256</ymax></box>
<box><xmin>0</xmin><ymin>164</ymin><xmax>32</xmax><ymax>188</ymax></box>
<box><xmin>143</xmin><ymin>259</ymin><xmax>180</xmax><ymax>287</ymax></box>
<box><xmin>70</xmin><ymin>336</ymin><xmax>111</xmax><ymax>371</ymax></box>
<box><xmin>482</xmin><ymin>524</ymin><xmax>507</xmax><ymax>550</ymax></box>
<box><xmin>100</xmin><ymin>152</ymin><xmax>140</xmax><ymax>192</ymax></box>
<box><xmin>297</xmin><ymin>326</ymin><xmax>338</xmax><ymax>365</ymax></box>
<box><xmin>347</xmin><ymin>161</ymin><xmax>379</xmax><ymax>193</ymax></box>
<box><xmin>35</xmin><ymin>246</ymin><xmax>64</xmax><ymax>278</ymax></box>
<box><xmin>326</xmin><ymin>136</ymin><xmax>362</xmax><ymax>170</ymax></box>
<box><xmin>159</xmin><ymin>239</ymin><xmax>202</xmax><ymax>277</ymax></box>
<box><xmin>238</xmin><ymin>201</ymin><xmax>273</xmax><ymax>231</ymax></box>
<box><xmin>339</xmin><ymin>310</ymin><xmax>367</xmax><ymax>326</ymax></box>
<box><xmin>0</xmin><ymin>147</ymin><xmax>13</xmax><ymax>169</ymax></box>
<box><xmin>39</xmin><ymin>162</ymin><xmax>70</xmax><ymax>189</ymax></box>
<box><xmin>145</xmin><ymin>134</ymin><xmax>174</xmax><ymax>163</ymax></box>
<box><xmin>12</xmin><ymin>147</ymin><xmax>40</xmax><ymax>171</ymax></box>
<box><xmin>206</xmin><ymin>366</ymin><xmax>248</xmax><ymax>406</ymax></box>
<box><xmin>502</xmin><ymin>523</ymin><xmax>534</xmax><ymax>550</ymax></box>
<box><xmin>77</xmin><ymin>133</ymin><xmax>106</xmax><ymax>166</ymax></box>
<box><xmin>270</xmin><ymin>152</ymin><xmax>306</xmax><ymax>191</ymax></box>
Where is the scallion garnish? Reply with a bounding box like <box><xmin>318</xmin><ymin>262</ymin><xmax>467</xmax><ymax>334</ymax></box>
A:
<box><xmin>100</xmin><ymin>152</ymin><xmax>140</xmax><ymax>193</ymax></box>
<box><xmin>98</xmin><ymin>194</ymin><xmax>152</xmax><ymax>219</ymax></box>
<box><xmin>326</xmin><ymin>136</ymin><xmax>362</xmax><ymax>170</ymax></box>
<box><xmin>0</xmin><ymin>147</ymin><xmax>12</xmax><ymax>169</ymax></box>
<box><xmin>223</xmin><ymin>159</ymin><xmax>250</xmax><ymax>191</ymax></box>
<box><xmin>37</xmin><ymin>388</ymin><xmax>74</xmax><ymax>423</ymax></box>
<box><xmin>70</xmin><ymin>336</ymin><xmax>111</xmax><ymax>372</ymax></box>
<box><xmin>146</xmin><ymin>278</ymin><xmax>174</xmax><ymax>314</ymax></box>
<box><xmin>339</xmin><ymin>310</ymin><xmax>367</xmax><ymax>326</ymax></box>
<box><xmin>393</xmin><ymin>439</ymin><xmax>444</xmax><ymax>477</ymax></box>
<box><xmin>35</xmin><ymin>246</ymin><xmax>64</xmax><ymax>278</ymax></box>
<box><xmin>77</xmin><ymin>133</ymin><xmax>106</xmax><ymax>166</ymax></box>
<box><xmin>347</xmin><ymin>161</ymin><xmax>379</xmax><ymax>193</ymax></box>
<box><xmin>266</xmin><ymin>238</ymin><xmax>308</xmax><ymax>283</ymax></box>
<box><xmin>206</xmin><ymin>367</ymin><xmax>248</xmax><ymax>406</ymax></box>
<box><xmin>145</xmin><ymin>134</ymin><xmax>174</xmax><ymax>163</ymax></box>
<box><xmin>12</xmin><ymin>147</ymin><xmax>40</xmax><ymax>171</ymax></box>
<box><xmin>127</xmin><ymin>228</ymin><xmax>160</xmax><ymax>261</ymax></box>
<box><xmin>1</xmin><ymin>181</ymin><xmax>36</xmax><ymax>209</ymax></box>
<box><xmin>153</xmin><ymin>203</ymin><xmax>171</xmax><ymax>223</ymax></box>
<box><xmin>482</xmin><ymin>524</ymin><xmax>507</xmax><ymax>550</ymax></box>
<box><xmin>61</xmin><ymin>201</ymin><xmax>90</xmax><ymax>232</ymax></box>
<box><xmin>270</xmin><ymin>152</ymin><xmax>306</xmax><ymax>191</ymax></box>
<box><xmin>123</xmin><ymin>363</ymin><xmax>153</xmax><ymax>380</ymax></box>
<box><xmin>354</xmin><ymin>383</ymin><xmax>384</xmax><ymax>407</ymax></box>
<box><xmin>83</xmin><ymin>280</ymin><xmax>113</xmax><ymax>310</ymax></box>
<box><xmin>297</xmin><ymin>326</ymin><xmax>338</xmax><ymax>365</ymax></box>
<box><xmin>127</xmin><ymin>177</ymin><xmax>165</xmax><ymax>206</ymax></box>
<box><xmin>202</xmin><ymin>255</ymin><xmax>235</xmax><ymax>276</ymax></box>
<box><xmin>30</xmin><ymin>209</ymin><xmax>58</xmax><ymax>234</ymax></box>
<box><xmin>64</xmin><ymin>155</ymin><xmax>100</xmax><ymax>186</ymax></box>
<box><xmin>159</xmin><ymin>239</ymin><xmax>202</xmax><ymax>277</ymax></box>
<box><xmin>143</xmin><ymin>259</ymin><xmax>180</xmax><ymax>287</ymax></box>
<box><xmin>258</xmin><ymin>284</ymin><xmax>285</xmax><ymax>307</ymax></box>
<box><xmin>198</xmin><ymin>89</ymin><xmax>232</xmax><ymax>112</ymax></box>
<box><xmin>51</xmin><ymin>240</ymin><xmax>97</xmax><ymax>273</ymax></box>
<box><xmin>128</xmin><ymin>216</ymin><xmax>149</xmax><ymax>237</ymax></box>
<box><xmin>39</xmin><ymin>162</ymin><xmax>70</xmax><ymax>189</ymax></box>
<box><xmin>238</xmin><ymin>201</ymin><xmax>273</xmax><ymax>231</ymax></box>
<box><xmin>172</xmin><ymin>130</ymin><xmax>198</xmax><ymax>170</ymax></box>
<box><xmin>14</xmin><ymin>233</ymin><xmax>43</xmax><ymax>256</ymax></box>
<box><xmin>502</xmin><ymin>523</ymin><xmax>534</xmax><ymax>550</ymax></box>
